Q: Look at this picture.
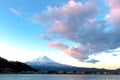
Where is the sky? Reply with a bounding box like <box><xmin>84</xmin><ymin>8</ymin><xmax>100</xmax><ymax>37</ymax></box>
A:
<box><xmin>0</xmin><ymin>0</ymin><xmax>120</xmax><ymax>70</ymax></box>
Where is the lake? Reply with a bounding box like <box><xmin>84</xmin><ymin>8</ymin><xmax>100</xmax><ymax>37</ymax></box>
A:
<box><xmin>0</xmin><ymin>74</ymin><xmax>120</xmax><ymax>80</ymax></box>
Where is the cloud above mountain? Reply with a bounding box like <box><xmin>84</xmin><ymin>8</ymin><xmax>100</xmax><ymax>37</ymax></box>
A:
<box><xmin>48</xmin><ymin>42</ymin><xmax>86</xmax><ymax>61</ymax></box>
<box><xmin>106</xmin><ymin>0</ymin><xmax>120</xmax><ymax>26</ymax></box>
<box><xmin>33</xmin><ymin>0</ymin><xmax>120</xmax><ymax>63</ymax></box>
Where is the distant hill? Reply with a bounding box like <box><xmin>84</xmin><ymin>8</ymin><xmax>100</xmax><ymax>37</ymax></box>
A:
<box><xmin>26</xmin><ymin>56</ymin><xmax>106</xmax><ymax>72</ymax></box>
<box><xmin>1</xmin><ymin>56</ymin><xmax>119</xmax><ymax>74</ymax></box>
<box><xmin>116</xmin><ymin>68</ymin><xmax>120</xmax><ymax>71</ymax></box>
<box><xmin>0</xmin><ymin>57</ymin><xmax>36</xmax><ymax>73</ymax></box>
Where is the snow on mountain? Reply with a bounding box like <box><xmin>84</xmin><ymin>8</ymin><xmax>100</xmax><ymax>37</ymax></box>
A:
<box><xmin>26</xmin><ymin>56</ymin><xmax>105</xmax><ymax>71</ymax></box>
<box><xmin>26</xmin><ymin>56</ymin><xmax>72</xmax><ymax>71</ymax></box>
<box><xmin>26</xmin><ymin>56</ymin><xmax>74</xmax><ymax>70</ymax></box>
<box><xmin>29</xmin><ymin>56</ymin><xmax>56</xmax><ymax>63</ymax></box>
<box><xmin>26</xmin><ymin>56</ymin><xmax>59</xmax><ymax>67</ymax></box>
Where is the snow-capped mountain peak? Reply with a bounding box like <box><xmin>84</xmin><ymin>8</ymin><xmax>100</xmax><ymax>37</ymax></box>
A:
<box><xmin>28</xmin><ymin>56</ymin><xmax>56</xmax><ymax>63</ymax></box>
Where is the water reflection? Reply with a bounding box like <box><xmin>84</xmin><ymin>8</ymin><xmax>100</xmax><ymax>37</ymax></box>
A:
<box><xmin>0</xmin><ymin>74</ymin><xmax>120</xmax><ymax>80</ymax></box>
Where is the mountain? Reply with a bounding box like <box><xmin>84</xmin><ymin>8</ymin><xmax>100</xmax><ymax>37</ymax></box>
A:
<box><xmin>26</xmin><ymin>56</ymin><xmax>67</xmax><ymax>71</ymax></box>
<box><xmin>0</xmin><ymin>57</ymin><xmax>36</xmax><ymax>73</ymax></box>
<box><xmin>26</xmin><ymin>56</ymin><xmax>106</xmax><ymax>71</ymax></box>
<box><xmin>29</xmin><ymin>56</ymin><xmax>56</xmax><ymax>63</ymax></box>
<box><xmin>116</xmin><ymin>68</ymin><xmax>120</xmax><ymax>71</ymax></box>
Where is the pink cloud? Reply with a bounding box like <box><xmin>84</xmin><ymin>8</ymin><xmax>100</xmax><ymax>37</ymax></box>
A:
<box><xmin>108</xmin><ymin>0</ymin><xmax>120</xmax><ymax>8</ymax></box>
<box><xmin>106</xmin><ymin>0</ymin><xmax>120</xmax><ymax>26</ymax></box>
<box><xmin>33</xmin><ymin>0</ymin><xmax>120</xmax><ymax>63</ymax></box>
<box><xmin>48</xmin><ymin>42</ymin><xmax>68</xmax><ymax>50</ymax></box>
<box><xmin>48</xmin><ymin>42</ymin><xmax>88</xmax><ymax>61</ymax></box>
<box><xmin>33</xmin><ymin>0</ymin><xmax>97</xmax><ymax>34</ymax></box>
<box><xmin>64</xmin><ymin>47</ymin><xmax>86</xmax><ymax>61</ymax></box>
<box><xmin>48</xmin><ymin>21</ymin><xmax>68</xmax><ymax>34</ymax></box>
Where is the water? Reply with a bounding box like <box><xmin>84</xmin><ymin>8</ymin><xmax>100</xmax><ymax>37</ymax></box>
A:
<box><xmin>0</xmin><ymin>74</ymin><xmax>120</xmax><ymax>80</ymax></box>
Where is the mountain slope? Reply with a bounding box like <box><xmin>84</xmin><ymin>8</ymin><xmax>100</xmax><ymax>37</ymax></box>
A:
<box><xmin>26</xmin><ymin>56</ymin><xmax>66</xmax><ymax>71</ymax></box>
<box><xmin>26</xmin><ymin>56</ymin><xmax>105</xmax><ymax>71</ymax></box>
<box><xmin>0</xmin><ymin>57</ymin><xmax>36</xmax><ymax>73</ymax></box>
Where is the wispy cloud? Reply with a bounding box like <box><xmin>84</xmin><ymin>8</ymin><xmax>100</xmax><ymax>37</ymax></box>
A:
<box><xmin>33</xmin><ymin>0</ymin><xmax>120</xmax><ymax>63</ymax></box>
<box><xmin>48</xmin><ymin>42</ymin><xmax>68</xmax><ymax>50</ymax></box>
<box><xmin>86</xmin><ymin>59</ymin><xmax>99</xmax><ymax>64</ymax></box>
<box><xmin>10</xmin><ymin>8</ymin><xmax>22</xmax><ymax>18</ymax></box>
<box><xmin>48</xmin><ymin>42</ymin><xmax>88</xmax><ymax>62</ymax></box>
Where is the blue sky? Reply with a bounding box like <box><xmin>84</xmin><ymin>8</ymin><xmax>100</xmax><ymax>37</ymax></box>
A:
<box><xmin>0</xmin><ymin>0</ymin><xmax>120</xmax><ymax>69</ymax></box>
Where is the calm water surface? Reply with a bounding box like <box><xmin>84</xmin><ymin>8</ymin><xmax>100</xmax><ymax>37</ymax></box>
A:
<box><xmin>0</xmin><ymin>74</ymin><xmax>120</xmax><ymax>80</ymax></box>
